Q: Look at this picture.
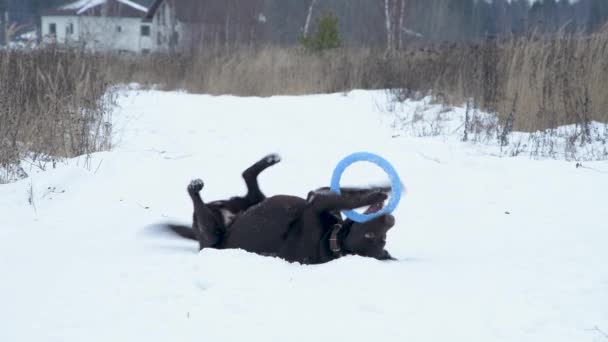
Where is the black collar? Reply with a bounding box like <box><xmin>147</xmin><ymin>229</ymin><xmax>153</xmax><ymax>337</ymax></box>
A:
<box><xmin>329</xmin><ymin>224</ymin><xmax>343</xmax><ymax>256</ymax></box>
<box><xmin>328</xmin><ymin>220</ymin><xmax>353</xmax><ymax>257</ymax></box>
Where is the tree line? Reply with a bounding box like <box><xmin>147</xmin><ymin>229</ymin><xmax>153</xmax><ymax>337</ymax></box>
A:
<box><xmin>2</xmin><ymin>0</ymin><xmax>608</xmax><ymax>48</ymax></box>
<box><xmin>154</xmin><ymin>0</ymin><xmax>608</xmax><ymax>49</ymax></box>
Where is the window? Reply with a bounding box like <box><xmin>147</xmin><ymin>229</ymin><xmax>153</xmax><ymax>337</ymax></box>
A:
<box><xmin>141</xmin><ymin>49</ymin><xmax>150</xmax><ymax>55</ymax></box>
<box><xmin>117</xmin><ymin>26</ymin><xmax>122</xmax><ymax>33</ymax></box>
<box><xmin>49</xmin><ymin>23</ymin><xmax>56</xmax><ymax>35</ymax></box>
<box><xmin>66</xmin><ymin>23</ymin><xmax>74</xmax><ymax>35</ymax></box>
<box><xmin>140</xmin><ymin>25</ymin><xmax>150</xmax><ymax>36</ymax></box>
<box><xmin>157</xmin><ymin>33</ymin><xmax>162</xmax><ymax>45</ymax></box>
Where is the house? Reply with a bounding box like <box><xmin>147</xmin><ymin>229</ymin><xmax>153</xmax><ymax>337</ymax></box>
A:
<box><xmin>41</xmin><ymin>0</ymin><xmax>153</xmax><ymax>54</ymax></box>
<box><xmin>40</xmin><ymin>0</ymin><xmax>261</xmax><ymax>54</ymax></box>
<box><xmin>143</xmin><ymin>0</ymin><xmax>195</xmax><ymax>53</ymax></box>
<box><xmin>144</xmin><ymin>0</ymin><xmax>265</xmax><ymax>53</ymax></box>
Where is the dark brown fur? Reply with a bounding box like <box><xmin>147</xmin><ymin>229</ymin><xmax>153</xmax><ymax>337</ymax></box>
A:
<box><xmin>166</xmin><ymin>154</ymin><xmax>396</xmax><ymax>264</ymax></box>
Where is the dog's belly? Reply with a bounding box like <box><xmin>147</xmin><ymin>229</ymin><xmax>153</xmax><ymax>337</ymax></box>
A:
<box><xmin>219</xmin><ymin>209</ymin><xmax>237</xmax><ymax>227</ymax></box>
<box><xmin>221</xmin><ymin>195</ymin><xmax>306</xmax><ymax>256</ymax></box>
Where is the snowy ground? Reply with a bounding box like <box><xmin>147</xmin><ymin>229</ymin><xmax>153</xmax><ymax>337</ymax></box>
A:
<box><xmin>381</xmin><ymin>93</ymin><xmax>608</xmax><ymax>161</ymax></box>
<box><xmin>1</xmin><ymin>89</ymin><xmax>607</xmax><ymax>342</ymax></box>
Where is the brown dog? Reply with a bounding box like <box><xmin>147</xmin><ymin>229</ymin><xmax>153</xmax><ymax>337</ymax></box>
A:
<box><xmin>166</xmin><ymin>154</ymin><xmax>396</xmax><ymax>264</ymax></box>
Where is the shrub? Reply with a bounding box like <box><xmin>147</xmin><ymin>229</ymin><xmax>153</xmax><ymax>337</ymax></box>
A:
<box><xmin>299</xmin><ymin>13</ymin><xmax>342</xmax><ymax>52</ymax></box>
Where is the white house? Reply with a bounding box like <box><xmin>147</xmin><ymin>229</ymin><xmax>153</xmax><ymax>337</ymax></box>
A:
<box><xmin>41</xmin><ymin>0</ymin><xmax>153</xmax><ymax>54</ymax></box>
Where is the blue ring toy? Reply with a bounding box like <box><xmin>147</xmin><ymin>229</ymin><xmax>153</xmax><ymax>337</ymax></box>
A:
<box><xmin>330</xmin><ymin>152</ymin><xmax>403</xmax><ymax>223</ymax></box>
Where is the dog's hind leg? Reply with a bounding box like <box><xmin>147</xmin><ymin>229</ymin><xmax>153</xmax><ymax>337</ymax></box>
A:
<box><xmin>188</xmin><ymin>179</ymin><xmax>224</xmax><ymax>250</ymax></box>
<box><xmin>242</xmin><ymin>153</ymin><xmax>281</xmax><ymax>204</ymax></box>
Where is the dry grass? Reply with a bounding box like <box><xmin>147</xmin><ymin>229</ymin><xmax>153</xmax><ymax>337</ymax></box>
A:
<box><xmin>498</xmin><ymin>31</ymin><xmax>608</xmax><ymax>132</ymax></box>
<box><xmin>2</xmin><ymin>31</ymin><xmax>607</xmax><ymax>181</ymax></box>
<box><xmin>0</xmin><ymin>48</ymin><xmax>113</xmax><ymax>182</ymax></box>
<box><xmin>107</xmin><ymin>47</ymin><xmax>401</xmax><ymax>96</ymax></box>
<box><xmin>402</xmin><ymin>31</ymin><xmax>608</xmax><ymax>132</ymax></box>
<box><xmin>110</xmin><ymin>32</ymin><xmax>607</xmax><ymax>133</ymax></box>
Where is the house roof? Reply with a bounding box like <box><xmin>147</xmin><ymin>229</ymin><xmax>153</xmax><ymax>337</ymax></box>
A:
<box><xmin>144</xmin><ymin>0</ymin><xmax>163</xmax><ymax>20</ymax></box>
<box><xmin>43</xmin><ymin>0</ymin><xmax>149</xmax><ymax>18</ymax></box>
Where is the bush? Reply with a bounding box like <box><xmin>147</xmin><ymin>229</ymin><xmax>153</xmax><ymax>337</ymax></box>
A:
<box><xmin>299</xmin><ymin>13</ymin><xmax>342</xmax><ymax>52</ymax></box>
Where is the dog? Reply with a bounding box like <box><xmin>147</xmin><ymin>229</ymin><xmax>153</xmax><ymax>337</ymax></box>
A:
<box><xmin>166</xmin><ymin>154</ymin><xmax>396</xmax><ymax>264</ymax></box>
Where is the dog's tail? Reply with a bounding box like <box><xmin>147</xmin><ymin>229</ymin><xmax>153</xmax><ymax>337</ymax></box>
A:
<box><xmin>165</xmin><ymin>224</ymin><xmax>198</xmax><ymax>241</ymax></box>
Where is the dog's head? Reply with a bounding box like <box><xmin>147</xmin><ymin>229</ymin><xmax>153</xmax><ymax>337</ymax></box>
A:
<box><xmin>343</xmin><ymin>201</ymin><xmax>395</xmax><ymax>261</ymax></box>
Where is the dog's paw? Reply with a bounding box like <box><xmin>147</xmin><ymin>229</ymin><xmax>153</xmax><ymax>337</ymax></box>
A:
<box><xmin>367</xmin><ymin>191</ymin><xmax>388</xmax><ymax>204</ymax></box>
<box><xmin>264</xmin><ymin>153</ymin><xmax>281</xmax><ymax>165</ymax></box>
<box><xmin>188</xmin><ymin>179</ymin><xmax>204</xmax><ymax>193</ymax></box>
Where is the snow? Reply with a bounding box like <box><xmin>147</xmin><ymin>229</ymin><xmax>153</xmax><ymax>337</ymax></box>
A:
<box><xmin>18</xmin><ymin>30</ymin><xmax>38</xmax><ymax>41</ymax></box>
<box><xmin>62</xmin><ymin>0</ymin><xmax>104</xmax><ymax>11</ymax></box>
<box><xmin>1</xmin><ymin>89</ymin><xmax>607</xmax><ymax>342</ymax></box>
<box><xmin>117</xmin><ymin>0</ymin><xmax>148</xmax><ymax>13</ymax></box>
<box><xmin>382</xmin><ymin>94</ymin><xmax>608</xmax><ymax>161</ymax></box>
<box><xmin>61</xmin><ymin>0</ymin><xmax>148</xmax><ymax>14</ymax></box>
<box><xmin>77</xmin><ymin>0</ymin><xmax>107</xmax><ymax>14</ymax></box>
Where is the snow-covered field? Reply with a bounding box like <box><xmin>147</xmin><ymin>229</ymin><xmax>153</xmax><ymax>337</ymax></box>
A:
<box><xmin>1</xmin><ymin>89</ymin><xmax>607</xmax><ymax>342</ymax></box>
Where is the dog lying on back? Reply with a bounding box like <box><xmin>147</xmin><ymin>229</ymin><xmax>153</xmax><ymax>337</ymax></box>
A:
<box><xmin>166</xmin><ymin>154</ymin><xmax>396</xmax><ymax>264</ymax></box>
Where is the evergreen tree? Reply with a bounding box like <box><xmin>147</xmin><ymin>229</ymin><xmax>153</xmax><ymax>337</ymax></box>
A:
<box><xmin>299</xmin><ymin>12</ymin><xmax>341</xmax><ymax>52</ymax></box>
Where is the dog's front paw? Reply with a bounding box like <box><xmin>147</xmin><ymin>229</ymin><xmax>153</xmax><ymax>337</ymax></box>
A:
<box><xmin>188</xmin><ymin>179</ymin><xmax>205</xmax><ymax>194</ymax></box>
<box><xmin>264</xmin><ymin>153</ymin><xmax>281</xmax><ymax>165</ymax></box>
<box><xmin>367</xmin><ymin>191</ymin><xmax>388</xmax><ymax>204</ymax></box>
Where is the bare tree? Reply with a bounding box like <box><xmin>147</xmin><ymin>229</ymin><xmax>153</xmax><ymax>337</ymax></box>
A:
<box><xmin>384</xmin><ymin>0</ymin><xmax>409</xmax><ymax>50</ymax></box>
<box><xmin>398</xmin><ymin>0</ymin><xmax>406</xmax><ymax>49</ymax></box>
<box><xmin>303</xmin><ymin>0</ymin><xmax>318</xmax><ymax>37</ymax></box>
<box><xmin>1</xmin><ymin>11</ymin><xmax>8</xmax><ymax>46</ymax></box>
<box><xmin>6</xmin><ymin>21</ymin><xmax>27</xmax><ymax>43</ymax></box>
<box><xmin>384</xmin><ymin>0</ymin><xmax>393</xmax><ymax>50</ymax></box>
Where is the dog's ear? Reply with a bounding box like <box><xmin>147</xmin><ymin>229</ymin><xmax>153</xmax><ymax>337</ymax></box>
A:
<box><xmin>306</xmin><ymin>191</ymin><xmax>315</xmax><ymax>202</ymax></box>
<box><xmin>377</xmin><ymin>214</ymin><xmax>395</xmax><ymax>233</ymax></box>
<box><xmin>307</xmin><ymin>188</ymin><xmax>334</xmax><ymax>203</ymax></box>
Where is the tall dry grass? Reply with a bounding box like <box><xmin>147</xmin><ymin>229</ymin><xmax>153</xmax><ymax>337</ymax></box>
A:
<box><xmin>0</xmin><ymin>48</ymin><xmax>113</xmax><ymax>182</ymax></box>
<box><xmin>1</xmin><ymin>31</ymin><xmax>606</xmax><ymax>182</ymax></box>
<box><xmin>395</xmin><ymin>30</ymin><xmax>608</xmax><ymax>132</ymax></box>
<box><xmin>107</xmin><ymin>47</ymin><xmax>401</xmax><ymax>96</ymax></box>
<box><xmin>108</xmin><ymin>31</ymin><xmax>608</xmax><ymax>132</ymax></box>
<box><xmin>498</xmin><ymin>31</ymin><xmax>608</xmax><ymax>132</ymax></box>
